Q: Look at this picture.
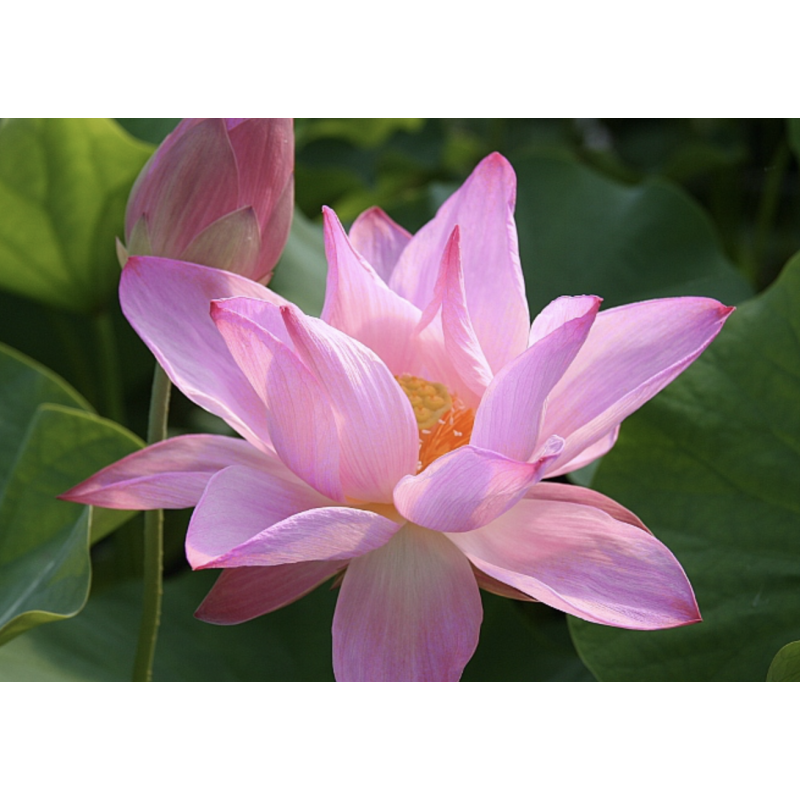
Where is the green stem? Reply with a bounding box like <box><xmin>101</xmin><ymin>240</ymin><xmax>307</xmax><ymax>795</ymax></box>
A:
<box><xmin>132</xmin><ymin>362</ymin><xmax>171</xmax><ymax>682</ymax></box>
<box><xmin>94</xmin><ymin>309</ymin><xmax>126</xmax><ymax>425</ymax></box>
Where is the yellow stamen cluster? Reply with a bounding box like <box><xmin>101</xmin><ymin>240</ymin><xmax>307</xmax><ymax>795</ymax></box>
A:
<box><xmin>396</xmin><ymin>374</ymin><xmax>453</xmax><ymax>430</ymax></box>
<box><xmin>396</xmin><ymin>374</ymin><xmax>476</xmax><ymax>473</ymax></box>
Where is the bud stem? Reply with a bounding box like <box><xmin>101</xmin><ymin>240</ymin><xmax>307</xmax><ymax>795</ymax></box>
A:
<box><xmin>132</xmin><ymin>362</ymin><xmax>171</xmax><ymax>681</ymax></box>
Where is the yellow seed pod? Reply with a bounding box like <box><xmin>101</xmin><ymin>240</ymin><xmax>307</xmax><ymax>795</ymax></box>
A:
<box><xmin>395</xmin><ymin>374</ymin><xmax>453</xmax><ymax>430</ymax></box>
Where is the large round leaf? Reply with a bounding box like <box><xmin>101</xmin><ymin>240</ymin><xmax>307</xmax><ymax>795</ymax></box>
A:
<box><xmin>0</xmin><ymin>344</ymin><xmax>143</xmax><ymax>646</ymax></box>
<box><xmin>569</xmin><ymin>253</ymin><xmax>800</xmax><ymax>680</ymax></box>
<box><xmin>0</xmin><ymin>119</ymin><xmax>153</xmax><ymax>313</ymax></box>
<box><xmin>513</xmin><ymin>152</ymin><xmax>753</xmax><ymax>315</ymax></box>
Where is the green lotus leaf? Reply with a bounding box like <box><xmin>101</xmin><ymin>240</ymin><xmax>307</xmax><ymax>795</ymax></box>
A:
<box><xmin>0</xmin><ymin>344</ymin><xmax>143</xmax><ymax>646</ymax></box>
<box><xmin>0</xmin><ymin>118</ymin><xmax>153</xmax><ymax>313</ymax></box>
<box><xmin>569</xmin><ymin>252</ymin><xmax>800</xmax><ymax>680</ymax></box>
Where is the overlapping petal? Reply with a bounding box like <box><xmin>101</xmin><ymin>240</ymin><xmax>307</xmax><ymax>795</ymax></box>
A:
<box><xmin>128</xmin><ymin>119</ymin><xmax>240</xmax><ymax>257</ymax></box>
<box><xmin>196</xmin><ymin>561</ymin><xmax>348</xmax><ymax>625</ymax></box>
<box><xmin>59</xmin><ymin>434</ymin><xmax>286</xmax><ymax>510</ymax></box>
<box><xmin>281</xmin><ymin>306</ymin><xmax>418</xmax><ymax>503</ymax></box>
<box><xmin>120</xmin><ymin>257</ymin><xmax>282</xmax><ymax>450</ymax></box>
<box><xmin>348</xmin><ymin>206</ymin><xmax>411</xmax><ymax>284</ymax></box>
<box><xmin>211</xmin><ymin>299</ymin><xmax>344</xmax><ymax>502</ymax></box>
<box><xmin>227</xmin><ymin>118</ymin><xmax>295</xmax><ymax>278</ymax></box>
<box><xmin>539</xmin><ymin>296</ymin><xmax>735</xmax><ymax>474</ymax></box>
<box><xmin>321</xmin><ymin>207</ymin><xmax>423</xmax><ymax>376</ymax></box>
<box><xmin>415</xmin><ymin>226</ymin><xmax>493</xmax><ymax>403</ymax></box>
<box><xmin>393</xmin><ymin>437</ymin><xmax>563</xmax><ymax>533</ymax></box>
<box><xmin>332</xmin><ymin>525</ymin><xmax>482</xmax><ymax>681</ymax></box>
<box><xmin>180</xmin><ymin>206</ymin><xmax>262</xmax><ymax>279</ymax></box>
<box><xmin>471</xmin><ymin>295</ymin><xmax>600</xmax><ymax>461</ymax></box>
<box><xmin>389</xmin><ymin>153</ymin><xmax>529</xmax><ymax>373</ymax></box>
<box><xmin>449</xmin><ymin>494</ymin><xmax>701</xmax><ymax>629</ymax></box>
<box><xmin>186</xmin><ymin>465</ymin><xmax>399</xmax><ymax>569</ymax></box>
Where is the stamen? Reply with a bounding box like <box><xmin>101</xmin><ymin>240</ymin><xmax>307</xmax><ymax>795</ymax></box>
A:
<box><xmin>396</xmin><ymin>374</ymin><xmax>476</xmax><ymax>473</ymax></box>
<box><xmin>396</xmin><ymin>374</ymin><xmax>453</xmax><ymax>430</ymax></box>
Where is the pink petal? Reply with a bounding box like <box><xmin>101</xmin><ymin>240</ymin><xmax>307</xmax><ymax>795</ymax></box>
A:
<box><xmin>227</xmin><ymin>119</ymin><xmax>293</xmax><ymax>229</ymax></box>
<box><xmin>131</xmin><ymin>119</ymin><xmax>240</xmax><ymax>257</ymax></box>
<box><xmin>253</xmin><ymin>176</ymin><xmax>294</xmax><ymax>284</ymax></box>
<box><xmin>195</xmin><ymin>561</ymin><xmax>347</xmax><ymax>625</ymax></box>
<box><xmin>525</xmin><ymin>481</ymin><xmax>649</xmax><ymax>532</ymax></box>
<box><xmin>473</xmin><ymin>566</ymin><xmax>537</xmax><ymax>601</ymax></box>
<box><xmin>59</xmin><ymin>434</ymin><xmax>285</xmax><ymax>510</ymax></box>
<box><xmin>332</xmin><ymin>525</ymin><xmax>482</xmax><ymax>681</ymax></box>
<box><xmin>389</xmin><ymin>153</ymin><xmax>529</xmax><ymax>373</ymax></box>
<box><xmin>471</xmin><ymin>295</ymin><xmax>600</xmax><ymax>461</ymax></box>
<box><xmin>201</xmin><ymin>506</ymin><xmax>400</xmax><ymax>569</ymax></box>
<box><xmin>393</xmin><ymin>438</ymin><xmax>563</xmax><ymax>533</ymax></box>
<box><xmin>416</xmin><ymin>226</ymin><xmax>493</xmax><ymax>402</ymax></box>
<box><xmin>120</xmin><ymin>257</ymin><xmax>282</xmax><ymax>450</ymax></box>
<box><xmin>281</xmin><ymin>306</ymin><xmax>418</xmax><ymax>503</ymax></box>
<box><xmin>227</xmin><ymin>118</ymin><xmax>294</xmax><ymax>277</ymax></box>
<box><xmin>548</xmin><ymin>425</ymin><xmax>620</xmax><ymax>477</ymax></box>
<box><xmin>320</xmin><ymin>207</ymin><xmax>424</xmax><ymax>376</ymax></box>
<box><xmin>528</xmin><ymin>294</ymin><xmax>604</xmax><ymax>345</ymax></box>
<box><xmin>211</xmin><ymin>299</ymin><xmax>345</xmax><ymax>502</ymax></box>
<box><xmin>450</xmin><ymin>495</ymin><xmax>701</xmax><ymax>629</ymax></box>
<box><xmin>539</xmin><ymin>297</ymin><xmax>734</xmax><ymax>473</ymax></box>
<box><xmin>186</xmin><ymin>465</ymin><xmax>332</xmax><ymax>568</ymax></box>
<box><xmin>348</xmin><ymin>206</ymin><xmax>411</xmax><ymax>283</ymax></box>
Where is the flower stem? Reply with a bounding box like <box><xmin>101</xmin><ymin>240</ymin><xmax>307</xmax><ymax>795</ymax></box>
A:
<box><xmin>132</xmin><ymin>362</ymin><xmax>172</xmax><ymax>682</ymax></box>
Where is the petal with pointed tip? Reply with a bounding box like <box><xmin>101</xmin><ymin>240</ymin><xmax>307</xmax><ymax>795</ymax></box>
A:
<box><xmin>133</xmin><ymin>119</ymin><xmax>240</xmax><ymax>256</ymax></box>
<box><xmin>389</xmin><ymin>153</ymin><xmax>529</xmax><ymax>372</ymax></box>
<box><xmin>393</xmin><ymin>438</ymin><xmax>563</xmax><ymax>533</ymax></box>
<box><xmin>199</xmin><ymin>506</ymin><xmax>400</xmax><ymax>570</ymax></box>
<box><xmin>120</xmin><ymin>257</ymin><xmax>282</xmax><ymax>449</ymax></box>
<box><xmin>525</xmin><ymin>481</ymin><xmax>649</xmax><ymax>532</ymax></box>
<box><xmin>59</xmin><ymin>434</ymin><xmax>285</xmax><ymax>510</ymax></box>
<box><xmin>228</xmin><ymin>119</ymin><xmax>293</xmax><ymax>230</ymax></box>
<box><xmin>528</xmin><ymin>294</ymin><xmax>603</xmax><ymax>345</ymax></box>
<box><xmin>348</xmin><ymin>206</ymin><xmax>411</xmax><ymax>283</ymax></box>
<box><xmin>333</xmin><ymin>525</ymin><xmax>482</xmax><ymax>681</ymax></box>
<box><xmin>416</xmin><ymin>226</ymin><xmax>493</xmax><ymax>401</ymax></box>
<box><xmin>282</xmin><ymin>306</ymin><xmax>418</xmax><ymax>503</ymax></box>
<box><xmin>228</xmin><ymin>118</ymin><xmax>294</xmax><ymax>276</ymax></box>
<box><xmin>450</xmin><ymin>496</ymin><xmax>701</xmax><ymax>629</ymax></box>
<box><xmin>126</xmin><ymin>214</ymin><xmax>151</xmax><ymax>257</ymax></box>
<box><xmin>539</xmin><ymin>297</ymin><xmax>734</xmax><ymax>472</ymax></box>
<box><xmin>321</xmin><ymin>206</ymin><xmax>423</xmax><ymax>376</ymax></box>
<box><xmin>186</xmin><ymin>464</ymin><xmax>336</xmax><ymax>568</ymax></box>
<box><xmin>211</xmin><ymin>299</ymin><xmax>344</xmax><ymax>501</ymax></box>
<box><xmin>196</xmin><ymin>561</ymin><xmax>348</xmax><ymax>624</ymax></box>
<box><xmin>471</xmin><ymin>295</ymin><xmax>600</xmax><ymax>461</ymax></box>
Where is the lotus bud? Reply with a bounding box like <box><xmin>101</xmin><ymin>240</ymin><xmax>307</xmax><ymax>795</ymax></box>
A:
<box><xmin>119</xmin><ymin>118</ymin><xmax>293</xmax><ymax>284</ymax></box>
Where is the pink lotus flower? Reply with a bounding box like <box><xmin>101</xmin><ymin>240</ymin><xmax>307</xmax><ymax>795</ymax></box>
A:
<box><xmin>64</xmin><ymin>153</ymin><xmax>733</xmax><ymax>681</ymax></box>
<box><xmin>123</xmin><ymin>118</ymin><xmax>294</xmax><ymax>284</ymax></box>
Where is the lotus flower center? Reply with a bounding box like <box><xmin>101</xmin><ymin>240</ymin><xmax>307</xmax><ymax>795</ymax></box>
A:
<box><xmin>396</xmin><ymin>374</ymin><xmax>475</xmax><ymax>472</ymax></box>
